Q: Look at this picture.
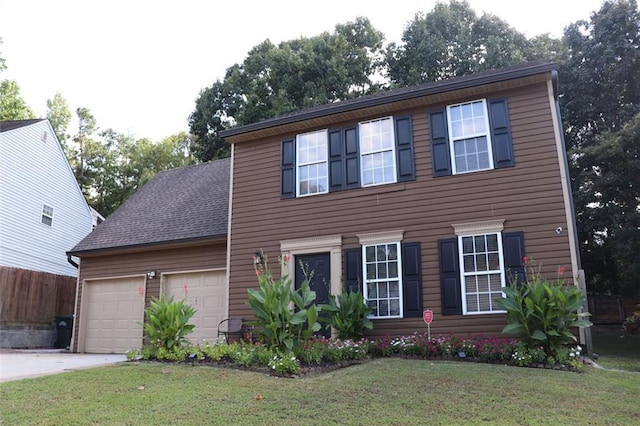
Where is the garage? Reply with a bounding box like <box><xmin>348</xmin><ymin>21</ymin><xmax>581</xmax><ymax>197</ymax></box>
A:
<box><xmin>81</xmin><ymin>276</ymin><xmax>145</xmax><ymax>353</ymax></box>
<box><xmin>163</xmin><ymin>269</ymin><xmax>227</xmax><ymax>345</ymax></box>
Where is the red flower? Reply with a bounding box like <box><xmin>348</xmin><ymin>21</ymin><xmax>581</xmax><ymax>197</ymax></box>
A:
<box><xmin>558</xmin><ymin>265</ymin><xmax>566</xmax><ymax>275</ymax></box>
<box><xmin>183</xmin><ymin>284</ymin><xmax>188</xmax><ymax>295</ymax></box>
<box><xmin>256</xmin><ymin>269</ymin><xmax>262</xmax><ymax>277</ymax></box>
<box><xmin>522</xmin><ymin>256</ymin><xmax>529</xmax><ymax>265</ymax></box>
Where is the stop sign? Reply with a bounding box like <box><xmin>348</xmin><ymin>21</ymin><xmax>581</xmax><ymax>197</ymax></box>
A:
<box><xmin>423</xmin><ymin>309</ymin><xmax>433</xmax><ymax>325</ymax></box>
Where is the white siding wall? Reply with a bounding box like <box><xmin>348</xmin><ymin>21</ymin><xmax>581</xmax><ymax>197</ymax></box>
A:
<box><xmin>0</xmin><ymin>120</ymin><xmax>93</xmax><ymax>276</ymax></box>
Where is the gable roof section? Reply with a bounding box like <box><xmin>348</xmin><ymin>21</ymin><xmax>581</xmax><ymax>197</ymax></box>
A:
<box><xmin>68</xmin><ymin>158</ymin><xmax>230</xmax><ymax>255</ymax></box>
<box><xmin>220</xmin><ymin>61</ymin><xmax>557</xmax><ymax>142</ymax></box>
<box><xmin>0</xmin><ymin>119</ymin><xmax>46</xmax><ymax>133</ymax></box>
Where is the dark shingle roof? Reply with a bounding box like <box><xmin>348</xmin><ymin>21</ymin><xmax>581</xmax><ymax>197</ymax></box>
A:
<box><xmin>0</xmin><ymin>119</ymin><xmax>46</xmax><ymax>132</ymax></box>
<box><xmin>68</xmin><ymin>158</ymin><xmax>230</xmax><ymax>255</ymax></box>
<box><xmin>220</xmin><ymin>61</ymin><xmax>557</xmax><ymax>138</ymax></box>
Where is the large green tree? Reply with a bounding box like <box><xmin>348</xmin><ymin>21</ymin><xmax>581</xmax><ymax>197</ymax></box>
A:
<box><xmin>559</xmin><ymin>0</ymin><xmax>640</xmax><ymax>296</ymax></box>
<box><xmin>46</xmin><ymin>92</ymin><xmax>72</xmax><ymax>151</ymax></box>
<box><xmin>385</xmin><ymin>0</ymin><xmax>535</xmax><ymax>86</ymax></box>
<box><xmin>189</xmin><ymin>17</ymin><xmax>384</xmax><ymax>162</ymax></box>
<box><xmin>0</xmin><ymin>79</ymin><xmax>35</xmax><ymax>120</ymax></box>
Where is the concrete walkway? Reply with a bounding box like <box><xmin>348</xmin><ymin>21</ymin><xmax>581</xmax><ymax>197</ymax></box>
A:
<box><xmin>0</xmin><ymin>349</ymin><xmax>126</xmax><ymax>383</ymax></box>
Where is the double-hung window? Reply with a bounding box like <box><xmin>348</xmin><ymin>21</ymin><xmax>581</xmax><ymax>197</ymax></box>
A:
<box><xmin>363</xmin><ymin>242</ymin><xmax>402</xmax><ymax>318</ymax></box>
<box><xmin>447</xmin><ymin>99</ymin><xmax>493</xmax><ymax>174</ymax></box>
<box><xmin>296</xmin><ymin>129</ymin><xmax>328</xmax><ymax>196</ymax></box>
<box><xmin>459</xmin><ymin>232</ymin><xmax>506</xmax><ymax>314</ymax></box>
<box><xmin>359</xmin><ymin>117</ymin><xmax>397</xmax><ymax>186</ymax></box>
<box><xmin>41</xmin><ymin>204</ymin><xmax>54</xmax><ymax>226</ymax></box>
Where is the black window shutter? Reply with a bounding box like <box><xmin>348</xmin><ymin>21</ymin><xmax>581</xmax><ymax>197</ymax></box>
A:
<box><xmin>502</xmin><ymin>231</ymin><xmax>526</xmax><ymax>286</ymax></box>
<box><xmin>281</xmin><ymin>138</ymin><xmax>295</xmax><ymax>198</ymax></box>
<box><xmin>344</xmin><ymin>248</ymin><xmax>362</xmax><ymax>293</ymax></box>
<box><xmin>488</xmin><ymin>98</ymin><xmax>515</xmax><ymax>169</ymax></box>
<box><xmin>343</xmin><ymin>126</ymin><xmax>360</xmax><ymax>189</ymax></box>
<box><xmin>401</xmin><ymin>242</ymin><xmax>422</xmax><ymax>317</ymax></box>
<box><xmin>439</xmin><ymin>238</ymin><xmax>462</xmax><ymax>315</ymax></box>
<box><xmin>429</xmin><ymin>109</ymin><xmax>452</xmax><ymax>177</ymax></box>
<box><xmin>394</xmin><ymin>116</ymin><xmax>416</xmax><ymax>182</ymax></box>
<box><xmin>328</xmin><ymin>129</ymin><xmax>344</xmax><ymax>192</ymax></box>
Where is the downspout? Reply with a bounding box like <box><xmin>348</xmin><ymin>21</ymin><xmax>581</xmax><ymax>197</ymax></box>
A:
<box><xmin>550</xmin><ymin>70</ymin><xmax>593</xmax><ymax>356</ymax></box>
<box><xmin>67</xmin><ymin>254</ymin><xmax>79</xmax><ymax>269</ymax></box>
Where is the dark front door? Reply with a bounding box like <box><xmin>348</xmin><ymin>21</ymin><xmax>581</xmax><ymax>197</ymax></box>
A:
<box><xmin>295</xmin><ymin>253</ymin><xmax>331</xmax><ymax>338</ymax></box>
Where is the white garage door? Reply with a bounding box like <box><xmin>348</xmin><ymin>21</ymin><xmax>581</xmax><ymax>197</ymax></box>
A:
<box><xmin>164</xmin><ymin>270</ymin><xmax>227</xmax><ymax>346</ymax></box>
<box><xmin>83</xmin><ymin>277</ymin><xmax>145</xmax><ymax>353</ymax></box>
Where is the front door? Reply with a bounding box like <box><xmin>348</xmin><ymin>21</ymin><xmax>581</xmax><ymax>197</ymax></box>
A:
<box><xmin>295</xmin><ymin>253</ymin><xmax>331</xmax><ymax>338</ymax></box>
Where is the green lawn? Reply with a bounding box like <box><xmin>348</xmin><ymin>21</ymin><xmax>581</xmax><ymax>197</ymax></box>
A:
<box><xmin>592</xmin><ymin>328</ymin><xmax>640</xmax><ymax>372</ymax></box>
<box><xmin>1</xmin><ymin>358</ymin><xmax>639</xmax><ymax>425</ymax></box>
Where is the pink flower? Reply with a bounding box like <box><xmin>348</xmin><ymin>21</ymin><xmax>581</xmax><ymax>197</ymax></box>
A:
<box><xmin>183</xmin><ymin>284</ymin><xmax>188</xmax><ymax>295</ymax></box>
<box><xmin>522</xmin><ymin>256</ymin><xmax>529</xmax><ymax>265</ymax></box>
<box><xmin>558</xmin><ymin>265</ymin><xmax>566</xmax><ymax>275</ymax></box>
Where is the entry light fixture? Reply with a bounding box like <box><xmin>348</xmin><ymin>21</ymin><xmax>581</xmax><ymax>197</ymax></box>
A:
<box><xmin>146</xmin><ymin>270</ymin><xmax>156</xmax><ymax>280</ymax></box>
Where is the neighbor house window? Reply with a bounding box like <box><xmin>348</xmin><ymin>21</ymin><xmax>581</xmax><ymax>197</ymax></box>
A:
<box><xmin>447</xmin><ymin>99</ymin><xmax>493</xmax><ymax>174</ymax></box>
<box><xmin>296</xmin><ymin>129</ymin><xmax>328</xmax><ymax>196</ymax></box>
<box><xmin>41</xmin><ymin>204</ymin><xmax>54</xmax><ymax>226</ymax></box>
<box><xmin>363</xmin><ymin>242</ymin><xmax>402</xmax><ymax>318</ymax></box>
<box><xmin>359</xmin><ymin>117</ymin><xmax>397</xmax><ymax>186</ymax></box>
<box><xmin>459</xmin><ymin>232</ymin><xmax>506</xmax><ymax>314</ymax></box>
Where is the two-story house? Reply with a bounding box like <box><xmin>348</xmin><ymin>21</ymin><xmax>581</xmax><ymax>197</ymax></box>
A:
<box><xmin>0</xmin><ymin>119</ymin><xmax>94</xmax><ymax>276</ymax></box>
<box><xmin>68</xmin><ymin>61</ymin><xmax>585</xmax><ymax>353</ymax></box>
<box><xmin>221</xmin><ymin>61</ymin><xmax>582</xmax><ymax>338</ymax></box>
<box><xmin>0</xmin><ymin>119</ymin><xmax>95</xmax><ymax>347</ymax></box>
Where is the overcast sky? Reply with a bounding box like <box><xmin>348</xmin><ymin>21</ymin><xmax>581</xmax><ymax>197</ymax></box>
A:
<box><xmin>1</xmin><ymin>0</ymin><xmax>605</xmax><ymax>141</ymax></box>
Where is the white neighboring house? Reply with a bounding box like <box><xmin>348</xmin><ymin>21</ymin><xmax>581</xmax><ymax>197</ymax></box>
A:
<box><xmin>0</xmin><ymin>119</ymin><xmax>94</xmax><ymax>277</ymax></box>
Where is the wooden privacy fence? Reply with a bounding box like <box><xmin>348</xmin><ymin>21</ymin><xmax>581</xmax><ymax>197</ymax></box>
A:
<box><xmin>0</xmin><ymin>267</ymin><xmax>76</xmax><ymax>324</ymax></box>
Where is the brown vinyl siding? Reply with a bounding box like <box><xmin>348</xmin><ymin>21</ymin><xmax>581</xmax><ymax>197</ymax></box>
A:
<box><xmin>72</xmin><ymin>242</ymin><xmax>226</xmax><ymax>351</ymax></box>
<box><xmin>229</xmin><ymin>80</ymin><xmax>573</xmax><ymax>338</ymax></box>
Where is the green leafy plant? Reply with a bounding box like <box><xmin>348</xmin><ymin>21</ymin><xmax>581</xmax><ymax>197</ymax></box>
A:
<box><xmin>247</xmin><ymin>250</ymin><xmax>321</xmax><ymax>351</ymax></box>
<box><xmin>141</xmin><ymin>295</ymin><xmax>196</xmax><ymax>351</ymax></box>
<box><xmin>496</xmin><ymin>258</ymin><xmax>592</xmax><ymax>358</ymax></box>
<box><xmin>320</xmin><ymin>290</ymin><xmax>373</xmax><ymax>339</ymax></box>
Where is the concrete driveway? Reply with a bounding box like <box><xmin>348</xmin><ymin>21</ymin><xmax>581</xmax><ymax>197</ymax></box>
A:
<box><xmin>0</xmin><ymin>349</ymin><xmax>126</xmax><ymax>383</ymax></box>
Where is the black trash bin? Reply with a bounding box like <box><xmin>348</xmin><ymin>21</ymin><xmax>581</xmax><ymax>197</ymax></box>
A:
<box><xmin>54</xmin><ymin>315</ymin><xmax>74</xmax><ymax>349</ymax></box>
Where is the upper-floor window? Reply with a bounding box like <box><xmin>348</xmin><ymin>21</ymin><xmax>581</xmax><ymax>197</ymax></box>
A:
<box><xmin>359</xmin><ymin>117</ymin><xmax>397</xmax><ymax>186</ymax></box>
<box><xmin>430</xmin><ymin>97</ymin><xmax>514</xmax><ymax>177</ymax></box>
<box><xmin>296</xmin><ymin>130</ymin><xmax>328</xmax><ymax>196</ymax></box>
<box><xmin>447</xmin><ymin>99</ymin><xmax>493</xmax><ymax>174</ymax></box>
<box><xmin>281</xmin><ymin>115</ymin><xmax>415</xmax><ymax>199</ymax></box>
<box><xmin>41</xmin><ymin>204</ymin><xmax>54</xmax><ymax>226</ymax></box>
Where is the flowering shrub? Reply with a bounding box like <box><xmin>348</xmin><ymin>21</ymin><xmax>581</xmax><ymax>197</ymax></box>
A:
<box><xmin>268</xmin><ymin>352</ymin><xmax>301</xmax><ymax>375</ymax></box>
<box><xmin>496</xmin><ymin>256</ymin><xmax>592</xmax><ymax>358</ymax></box>
<box><xmin>368</xmin><ymin>333</ymin><xmax>517</xmax><ymax>363</ymax></box>
<box><xmin>247</xmin><ymin>250</ymin><xmax>321</xmax><ymax>351</ymax></box>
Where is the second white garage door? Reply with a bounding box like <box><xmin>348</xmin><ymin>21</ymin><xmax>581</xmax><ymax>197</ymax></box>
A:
<box><xmin>163</xmin><ymin>270</ymin><xmax>227</xmax><ymax>345</ymax></box>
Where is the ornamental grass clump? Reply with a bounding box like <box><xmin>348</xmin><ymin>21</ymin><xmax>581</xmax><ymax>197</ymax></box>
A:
<box><xmin>495</xmin><ymin>257</ymin><xmax>592</xmax><ymax>359</ymax></box>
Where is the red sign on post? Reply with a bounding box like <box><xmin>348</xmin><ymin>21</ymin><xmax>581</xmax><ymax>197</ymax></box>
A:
<box><xmin>423</xmin><ymin>309</ymin><xmax>433</xmax><ymax>325</ymax></box>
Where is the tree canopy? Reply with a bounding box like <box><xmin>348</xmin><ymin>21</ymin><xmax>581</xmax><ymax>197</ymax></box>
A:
<box><xmin>189</xmin><ymin>17</ymin><xmax>385</xmax><ymax>162</ymax></box>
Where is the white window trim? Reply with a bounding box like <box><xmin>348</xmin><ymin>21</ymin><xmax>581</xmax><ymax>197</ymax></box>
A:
<box><xmin>41</xmin><ymin>204</ymin><xmax>54</xmax><ymax>227</ymax></box>
<box><xmin>358</xmin><ymin>230</ymin><xmax>404</xmax><ymax>319</ymax></box>
<box><xmin>296</xmin><ymin>129</ymin><xmax>329</xmax><ymax>197</ymax></box>
<box><xmin>358</xmin><ymin>116</ymin><xmax>397</xmax><ymax>187</ymax></box>
<box><xmin>446</xmin><ymin>99</ymin><xmax>494</xmax><ymax>175</ymax></box>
